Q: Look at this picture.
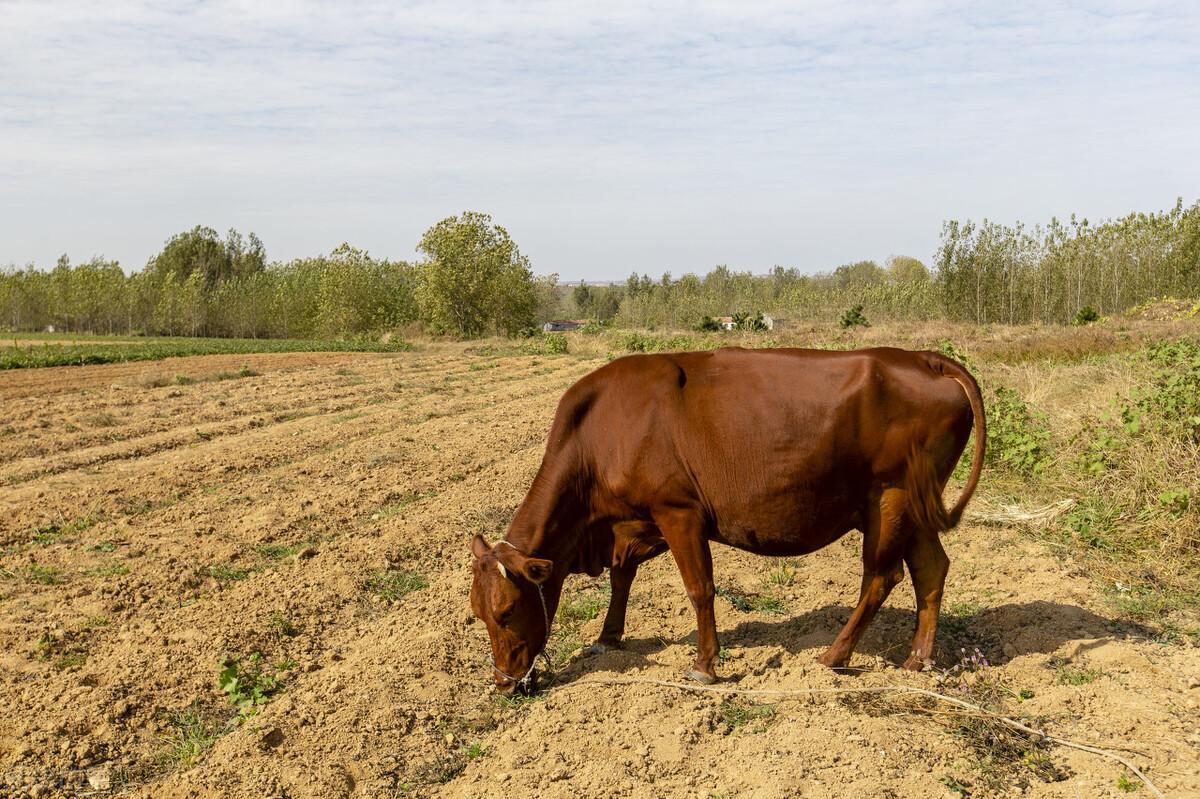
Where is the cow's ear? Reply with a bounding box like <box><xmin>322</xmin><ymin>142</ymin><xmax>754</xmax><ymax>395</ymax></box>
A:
<box><xmin>470</xmin><ymin>534</ymin><xmax>490</xmax><ymax>560</ymax></box>
<box><xmin>519</xmin><ymin>557</ymin><xmax>553</xmax><ymax>585</ymax></box>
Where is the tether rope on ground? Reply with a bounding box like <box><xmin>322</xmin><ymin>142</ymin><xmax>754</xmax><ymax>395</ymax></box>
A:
<box><xmin>552</xmin><ymin>676</ymin><xmax>1165</xmax><ymax>799</ymax></box>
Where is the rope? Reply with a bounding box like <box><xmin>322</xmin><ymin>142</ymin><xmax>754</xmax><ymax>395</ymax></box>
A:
<box><xmin>552</xmin><ymin>676</ymin><xmax>1165</xmax><ymax>798</ymax></box>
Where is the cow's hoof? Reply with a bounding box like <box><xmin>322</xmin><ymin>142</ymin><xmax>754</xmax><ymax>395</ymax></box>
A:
<box><xmin>816</xmin><ymin>651</ymin><xmax>848</xmax><ymax>669</ymax></box>
<box><xmin>587</xmin><ymin>638</ymin><xmax>622</xmax><ymax>656</ymax></box>
<box><xmin>685</xmin><ymin>668</ymin><xmax>717</xmax><ymax>685</ymax></box>
<box><xmin>901</xmin><ymin>655</ymin><xmax>932</xmax><ymax>672</ymax></box>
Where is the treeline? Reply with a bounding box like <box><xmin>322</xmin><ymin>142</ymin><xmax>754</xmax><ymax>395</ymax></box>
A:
<box><xmin>607</xmin><ymin>257</ymin><xmax>940</xmax><ymax>329</ymax></box>
<box><xmin>0</xmin><ymin>213</ymin><xmax>557</xmax><ymax>339</ymax></box>
<box><xmin>937</xmin><ymin>198</ymin><xmax>1200</xmax><ymax>324</ymax></box>
<box><xmin>3</xmin><ymin>200</ymin><xmax>1198</xmax><ymax>339</ymax></box>
<box><xmin>602</xmin><ymin>199</ymin><xmax>1200</xmax><ymax>329</ymax></box>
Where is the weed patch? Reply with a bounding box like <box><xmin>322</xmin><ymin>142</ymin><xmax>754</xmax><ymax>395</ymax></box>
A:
<box><xmin>217</xmin><ymin>653</ymin><xmax>284</xmax><ymax>721</ymax></box>
<box><xmin>362</xmin><ymin>569</ymin><xmax>427</xmax><ymax>601</ymax></box>
<box><xmin>719</xmin><ymin>697</ymin><xmax>777</xmax><ymax>733</ymax></box>
<box><xmin>155</xmin><ymin>703</ymin><xmax>227</xmax><ymax>769</ymax></box>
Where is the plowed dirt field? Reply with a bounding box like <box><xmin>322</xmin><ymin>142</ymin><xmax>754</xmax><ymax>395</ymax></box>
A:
<box><xmin>2</xmin><ymin>346</ymin><xmax>1197</xmax><ymax>798</ymax></box>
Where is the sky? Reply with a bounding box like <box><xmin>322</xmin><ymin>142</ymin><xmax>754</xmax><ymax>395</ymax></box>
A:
<box><xmin>2</xmin><ymin>1</ymin><xmax>1199</xmax><ymax>281</ymax></box>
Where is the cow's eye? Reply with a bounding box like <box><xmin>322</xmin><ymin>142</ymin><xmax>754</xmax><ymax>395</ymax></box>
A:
<box><xmin>494</xmin><ymin>599</ymin><xmax>515</xmax><ymax>625</ymax></box>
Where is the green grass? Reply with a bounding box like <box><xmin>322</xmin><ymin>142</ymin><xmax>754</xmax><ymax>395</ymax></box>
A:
<box><xmin>156</xmin><ymin>706</ymin><xmax>226</xmax><ymax>769</ymax></box>
<box><xmin>256</xmin><ymin>542</ymin><xmax>305</xmax><ymax>560</ymax></box>
<box><xmin>31</xmin><ymin>515</ymin><xmax>99</xmax><ymax>545</ymax></box>
<box><xmin>719</xmin><ymin>697</ymin><xmax>777</xmax><ymax>732</ymax></box>
<box><xmin>0</xmin><ymin>334</ymin><xmax>413</xmax><ymax>369</ymax></box>
<box><xmin>22</xmin><ymin>562</ymin><xmax>62</xmax><ymax>584</ymax></box>
<box><xmin>87</xmin><ymin>560</ymin><xmax>130</xmax><ymax>577</ymax></box>
<box><xmin>207</xmin><ymin>563</ymin><xmax>263</xmax><ymax>584</ymax></box>
<box><xmin>362</xmin><ymin>569</ymin><xmax>428</xmax><ymax>601</ymax></box>
<box><xmin>1054</xmin><ymin>661</ymin><xmax>1103</xmax><ymax>685</ymax></box>
<box><xmin>556</xmin><ymin>587</ymin><xmax>609</xmax><ymax>624</ymax></box>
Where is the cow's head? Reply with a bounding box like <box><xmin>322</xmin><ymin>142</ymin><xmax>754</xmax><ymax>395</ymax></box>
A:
<box><xmin>469</xmin><ymin>535</ymin><xmax>554</xmax><ymax>694</ymax></box>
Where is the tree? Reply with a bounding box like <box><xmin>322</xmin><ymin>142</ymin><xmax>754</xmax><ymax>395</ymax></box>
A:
<box><xmin>885</xmin><ymin>255</ymin><xmax>930</xmax><ymax>284</ymax></box>
<box><xmin>416</xmin><ymin>211</ymin><xmax>536</xmax><ymax>338</ymax></box>
<box><xmin>833</xmin><ymin>260</ymin><xmax>885</xmax><ymax>288</ymax></box>
<box><xmin>147</xmin><ymin>226</ymin><xmax>265</xmax><ymax>286</ymax></box>
<box><xmin>572</xmin><ymin>281</ymin><xmax>594</xmax><ymax>317</ymax></box>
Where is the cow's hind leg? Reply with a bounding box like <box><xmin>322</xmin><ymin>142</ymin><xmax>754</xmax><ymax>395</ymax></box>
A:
<box><xmin>901</xmin><ymin>529</ymin><xmax>949</xmax><ymax>671</ymax></box>
<box><xmin>818</xmin><ymin>488</ymin><xmax>908</xmax><ymax>669</ymax></box>
<box><xmin>653</xmin><ymin>507</ymin><xmax>718</xmax><ymax>684</ymax></box>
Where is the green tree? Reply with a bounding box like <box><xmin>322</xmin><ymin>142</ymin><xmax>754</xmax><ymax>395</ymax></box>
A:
<box><xmin>572</xmin><ymin>281</ymin><xmax>594</xmax><ymax>317</ymax></box>
<box><xmin>148</xmin><ymin>226</ymin><xmax>265</xmax><ymax>287</ymax></box>
<box><xmin>885</xmin><ymin>255</ymin><xmax>930</xmax><ymax>284</ymax></box>
<box><xmin>416</xmin><ymin>211</ymin><xmax>536</xmax><ymax>338</ymax></box>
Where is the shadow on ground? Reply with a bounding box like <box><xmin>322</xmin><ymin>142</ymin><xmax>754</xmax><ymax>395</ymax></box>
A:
<box><xmin>561</xmin><ymin>599</ymin><xmax>1151</xmax><ymax>683</ymax></box>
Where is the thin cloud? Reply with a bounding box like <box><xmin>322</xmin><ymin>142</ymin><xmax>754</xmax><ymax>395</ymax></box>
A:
<box><xmin>1</xmin><ymin>1</ymin><xmax>1198</xmax><ymax>276</ymax></box>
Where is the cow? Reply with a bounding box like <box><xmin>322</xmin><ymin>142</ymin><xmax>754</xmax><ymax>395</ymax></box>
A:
<box><xmin>469</xmin><ymin>346</ymin><xmax>985</xmax><ymax>693</ymax></box>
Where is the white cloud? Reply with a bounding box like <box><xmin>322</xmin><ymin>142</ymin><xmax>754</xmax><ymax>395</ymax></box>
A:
<box><xmin>1</xmin><ymin>0</ymin><xmax>1198</xmax><ymax>276</ymax></box>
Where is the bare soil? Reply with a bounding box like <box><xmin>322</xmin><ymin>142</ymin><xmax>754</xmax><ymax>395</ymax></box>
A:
<box><xmin>1</xmin><ymin>346</ymin><xmax>1197</xmax><ymax>798</ymax></box>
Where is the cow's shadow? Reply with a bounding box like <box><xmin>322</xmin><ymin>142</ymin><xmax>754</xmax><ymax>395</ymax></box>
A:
<box><xmin>563</xmin><ymin>599</ymin><xmax>1150</xmax><ymax>682</ymax></box>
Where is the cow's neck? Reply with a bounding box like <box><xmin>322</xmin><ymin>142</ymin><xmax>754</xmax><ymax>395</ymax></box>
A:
<box><xmin>504</xmin><ymin>475</ymin><xmax>586</xmax><ymax>580</ymax></box>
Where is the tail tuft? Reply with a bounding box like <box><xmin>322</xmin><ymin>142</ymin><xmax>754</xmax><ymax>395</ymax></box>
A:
<box><xmin>904</xmin><ymin>442</ymin><xmax>955</xmax><ymax>534</ymax></box>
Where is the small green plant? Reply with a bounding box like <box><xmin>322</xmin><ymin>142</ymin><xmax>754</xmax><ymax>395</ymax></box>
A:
<box><xmin>719</xmin><ymin>697</ymin><xmax>776</xmax><ymax>733</ymax></box>
<box><xmin>936</xmin><ymin>339</ymin><xmax>972</xmax><ymax>367</ymax></box>
<box><xmin>37</xmin><ymin>630</ymin><xmax>88</xmax><ymax>670</ymax></box>
<box><xmin>517</xmin><ymin>333</ymin><xmax>568</xmax><ymax>355</ymax></box>
<box><xmin>732</xmin><ymin>311</ymin><xmax>768</xmax><ymax>332</ymax></box>
<box><xmin>87</xmin><ymin>560</ymin><xmax>130</xmax><ymax>577</ymax></box>
<box><xmin>940</xmin><ymin>775</ymin><xmax>970</xmax><ymax>796</ymax></box>
<box><xmin>766</xmin><ymin>561</ymin><xmax>796</xmax><ymax>587</ymax></box>
<box><xmin>986</xmin><ymin>387</ymin><xmax>1051</xmax><ymax>475</ymax></box>
<box><xmin>1117</xmin><ymin>773</ymin><xmax>1141</xmax><ymax>792</ymax></box>
<box><xmin>268</xmin><ymin>611</ymin><xmax>297</xmax><ymax>637</ymax></box>
<box><xmin>695</xmin><ymin>315</ymin><xmax>722</xmax><ymax>332</ymax></box>
<box><xmin>1053</xmin><ymin>661</ymin><xmax>1102</xmax><ymax>686</ymax></box>
<box><xmin>31</xmin><ymin>514</ymin><xmax>98</xmax><ymax>545</ymax></box>
<box><xmin>156</xmin><ymin>704</ymin><xmax>226</xmax><ymax>769</ymax></box>
<box><xmin>1072</xmin><ymin>306</ymin><xmax>1101</xmax><ymax>326</ymax></box>
<box><xmin>90</xmin><ymin>539</ymin><xmax>118</xmax><ymax>553</ymax></box>
<box><xmin>256</xmin><ymin>542</ymin><xmax>303</xmax><ymax>560</ymax></box>
<box><xmin>22</xmin><ymin>562</ymin><xmax>62</xmax><ymax>585</ymax></box>
<box><xmin>556</xmin><ymin>586</ymin><xmax>609</xmax><ymax>624</ymax></box>
<box><xmin>362</xmin><ymin>569</ymin><xmax>427</xmax><ymax>601</ymax></box>
<box><xmin>218</xmin><ymin>653</ymin><xmax>283</xmax><ymax>720</ymax></box>
<box><xmin>1158</xmin><ymin>489</ymin><xmax>1191</xmax><ymax>517</ymax></box>
<box><xmin>207</xmin><ymin>563</ymin><xmax>258</xmax><ymax>584</ymax></box>
<box><xmin>173</xmin><ymin>374</ymin><xmax>194</xmax><ymax>385</ymax></box>
<box><xmin>839</xmin><ymin>304</ymin><xmax>869</xmax><ymax>329</ymax></box>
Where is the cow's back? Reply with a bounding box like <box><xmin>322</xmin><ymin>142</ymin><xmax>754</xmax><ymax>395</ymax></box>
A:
<box><xmin>567</xmin><ymin>347</ymin><xmax>972</xmax><ymax>555</ymax></box>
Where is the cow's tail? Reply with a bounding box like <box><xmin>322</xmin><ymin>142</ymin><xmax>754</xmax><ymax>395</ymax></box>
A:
<box><xmin>905</xmin><ymin>353</ymin><xmax>987</xmax><ymax>533</ymax></box>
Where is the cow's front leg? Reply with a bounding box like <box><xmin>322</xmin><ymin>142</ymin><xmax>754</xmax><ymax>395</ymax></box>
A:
<box><xmin>591</xmin><ymin>561</ymin><xmax>638</xmax><ymax>653</ymax></box>
<box><xmin>654</xmin><ymin>507</ymin><xmax>718</xmax><ymax>683</ymax></box>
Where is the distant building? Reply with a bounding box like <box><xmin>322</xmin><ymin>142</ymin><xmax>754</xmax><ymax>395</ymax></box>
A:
<box><xmin>713</xmin><ymin>314</ymin><xmax>775</xmax><ymax>331</ymax></box>
<box><xmin>542</xmin><ymin>319</ymin><xmax>589</xmax><ymax>333</ymax></box>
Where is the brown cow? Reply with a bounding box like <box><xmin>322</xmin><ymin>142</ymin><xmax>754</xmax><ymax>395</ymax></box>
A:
<box><xmin>469</xmin><ymin>347</ymin><xmax>984</xmax><ymax>693</ymax></box>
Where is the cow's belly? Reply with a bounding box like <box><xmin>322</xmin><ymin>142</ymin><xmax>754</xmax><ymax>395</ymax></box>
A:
<box><xmin>707</xmin><ymin>479</ymin><xmax>867</xmax><ymax>557</ymax></box>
